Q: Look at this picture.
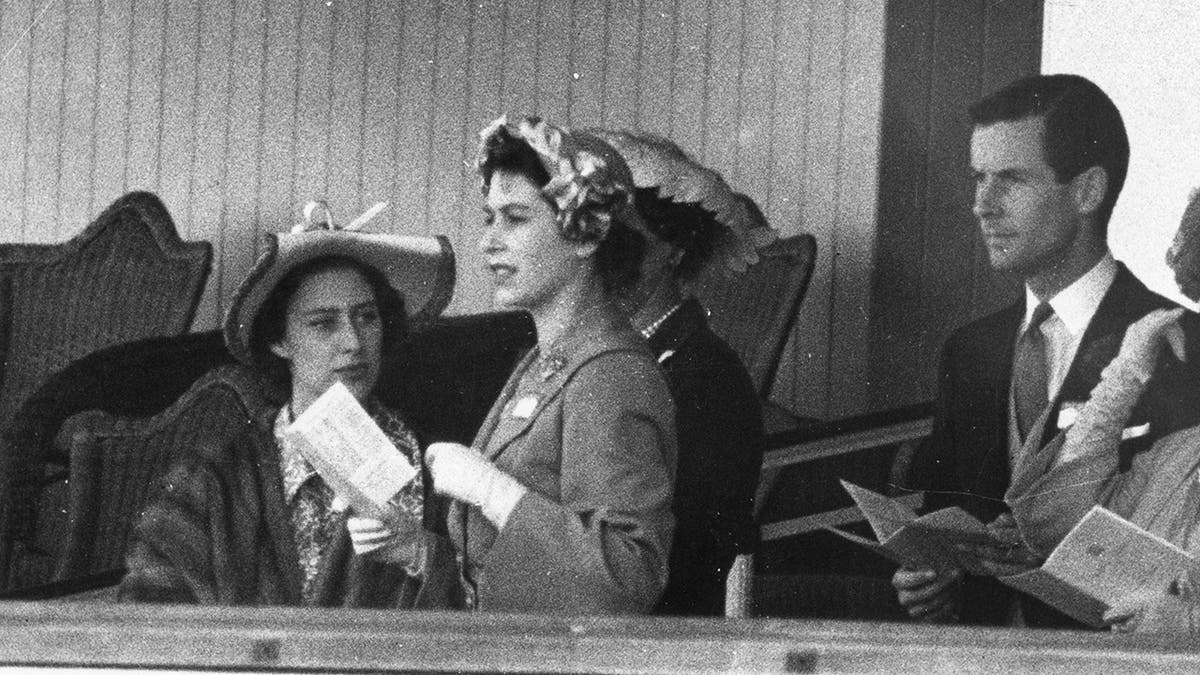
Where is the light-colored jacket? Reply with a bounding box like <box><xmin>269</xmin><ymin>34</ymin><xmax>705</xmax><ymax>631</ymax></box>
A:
<box><xmin>447</xmin><ymin>303</ymin><xmax>677</xmax><ymax>614</ymax></box>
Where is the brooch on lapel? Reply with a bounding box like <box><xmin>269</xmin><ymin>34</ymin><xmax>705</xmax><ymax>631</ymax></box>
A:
<box><xmin>511</xmin><ymin>395</ymin><xmax>539</xmax><ymax>419</ymax></box>
<box><xmin>1056</xmin><ymin>402</ymin><xmax>1083</xmax><ymax>429</ymax></box>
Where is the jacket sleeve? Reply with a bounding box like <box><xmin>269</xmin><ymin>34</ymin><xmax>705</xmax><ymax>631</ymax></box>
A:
<box><xmin>900</xmin><ymin>334</ymin><xmax>960</xmax><ymax>512</ymax></box>
<box><xmin>484</xmin><ymin>351</ymin><xmax>677</xmax><ymax>613</ymax></box>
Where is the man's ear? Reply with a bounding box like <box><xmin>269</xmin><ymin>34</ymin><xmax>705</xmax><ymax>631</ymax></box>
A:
<box><xmin>1072</xmin><ymin>166</ymin><xmax>1108</xmax><ymax>216</ymax></box>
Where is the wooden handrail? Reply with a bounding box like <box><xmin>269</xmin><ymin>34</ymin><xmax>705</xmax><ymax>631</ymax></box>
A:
<box><xmin>0</xmin><ymin>601</ymin><xmax>1194</xmax><ymax>672</ymax></box>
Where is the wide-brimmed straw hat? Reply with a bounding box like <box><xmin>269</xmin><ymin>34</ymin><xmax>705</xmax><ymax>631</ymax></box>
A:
<box><xmin>588</xmin><ymin>129</ymin><xmax>777</xmax><ymax>272</ymax></box>
<box><xmin>476</xmin><ymin>115</ymin><xmax>642</xmax><ymax>242</ymax></box>
<box><xmin>224</xmin><ymin>201</ymin><xmax>456</xmax><ymax>366</ymax></box>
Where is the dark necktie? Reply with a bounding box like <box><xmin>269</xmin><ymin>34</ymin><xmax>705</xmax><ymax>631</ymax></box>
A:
<box><xmin>1014</xmin><ymin>302</ymin><xmax>1054</xmax><ymax>442</ymax></box>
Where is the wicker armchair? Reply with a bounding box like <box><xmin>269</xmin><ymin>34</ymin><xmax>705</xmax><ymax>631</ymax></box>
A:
<box><xmin>689</xmin><ymin>233</ymin><xmax>817</xmax><ymax>430</ymax></box>
<box><xmin>0</xmin><ymin>191</ymin><xmax>211</xmax><ymax>431</ymax></box>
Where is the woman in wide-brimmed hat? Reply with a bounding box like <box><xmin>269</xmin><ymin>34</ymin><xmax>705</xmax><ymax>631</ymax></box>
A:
<box><xmin>590</xmin><ymin>129</ymin><xmax>777</xmax><ymax>616</ymax></box>
<box><xmin>119</xmin><ymin>202</ymin><xmax>458</xmax><ymax>607</ymax></box>
<box><xmin>355</xmin><ymin>116</ymin><xmax>676</xmax><ymax>614</ymax></box>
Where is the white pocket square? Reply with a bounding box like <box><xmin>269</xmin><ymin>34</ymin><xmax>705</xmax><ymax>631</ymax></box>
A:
<box><xmin>1121</xmin><ymin>422</ymin><xmax>1150</xmax><ymax>441</ymax></box>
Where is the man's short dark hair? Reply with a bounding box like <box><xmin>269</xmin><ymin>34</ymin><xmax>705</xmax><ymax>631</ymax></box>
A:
<box><xmin>969</xmin><ymin>74</ymin><xmax>1129</xmax><ymax>234</ymax></box>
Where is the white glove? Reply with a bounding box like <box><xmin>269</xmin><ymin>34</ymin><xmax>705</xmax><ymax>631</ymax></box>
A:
<box><xmin>1112</xmin><ymin>307</ymin><xmax>1187</xmax><ymax>385</ymax></box>
<box><xmin>346</xmin><ymin>515</ymin><xmax>420</xmax><ymax>564</ymax></box>
<box><xmin>426</xmin><ymin>442</ymin><xmax>527</xmax><ymax>529</ymax></box>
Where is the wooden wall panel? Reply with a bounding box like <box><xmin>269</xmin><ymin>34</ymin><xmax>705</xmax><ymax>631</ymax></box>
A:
<box><xmin>0</xmin><ymin>0</ymin><xmax>890</xmax><ymax>420</ymax></box>
<box><xmin>868</xmin><ymin>0</ymin><xmax>1042</xmax><ymax>412</ymax></box>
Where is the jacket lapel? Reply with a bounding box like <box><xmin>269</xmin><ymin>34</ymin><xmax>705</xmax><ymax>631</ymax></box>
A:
<box><xmin>478</xmin><ymin>358</ymin><xmax>571</xmax><ymax>462</ymax></box>
<box><xmin>973</xmin><ymin>302</ymin><xmax>1022</xmax><ymax>496</ymax></box>
<box><xmin>1040</xmin><ymin>264</ymin><xmax>1169</xmax><ymax>443</ymax></box>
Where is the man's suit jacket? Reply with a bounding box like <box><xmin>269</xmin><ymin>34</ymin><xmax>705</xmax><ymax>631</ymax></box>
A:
<box><xmin>903</xmin><ymin>263</ymin><xmax>1174</xmax><ymax>626</ymax></box>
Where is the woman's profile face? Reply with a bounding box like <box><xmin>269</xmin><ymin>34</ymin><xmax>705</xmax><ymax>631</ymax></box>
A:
<box><xmin>270</xmin><ymin>265</ymin><xmax>383</xmax><ymax>413</ymax></box>
<box><xmin>480</xmin><ymin>168</ymin><xmax>585</xmax><ymax>313</ymax></box>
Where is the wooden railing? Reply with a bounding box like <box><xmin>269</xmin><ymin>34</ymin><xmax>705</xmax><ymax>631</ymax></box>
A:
<box><xmin>757</xmin><ymin>403</ymin><xmax>933</xmax><ymax>541</ymax></box>
<box><xmin>0</xmin><ymin>600</ymin><xmax>1196</xmax><ymax>673</ymax></box>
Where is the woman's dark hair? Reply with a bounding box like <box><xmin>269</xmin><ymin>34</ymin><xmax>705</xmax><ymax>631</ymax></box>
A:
<box><xmin>479</xmin><ymin>128</ymin><xmax>551</xmax><ymax>194</ymax></box>
<box><xmin>249</xmin><ymin>255</ymin><xmax>408</xmax><ymax>386</ymax></box>
<box><xmin>634</xmin><ymin>186</ymin><xmax>720</xmax><ymax>281</ymax></box>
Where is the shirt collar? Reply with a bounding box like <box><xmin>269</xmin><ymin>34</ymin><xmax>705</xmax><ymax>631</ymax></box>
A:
<box><xmin>1024</xmin><ymin>251</ymin><xmax>1117</xmax><ymax>336</ymax></box>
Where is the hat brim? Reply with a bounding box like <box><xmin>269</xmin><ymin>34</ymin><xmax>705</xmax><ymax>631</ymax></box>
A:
<box><xmin>224</xmin><ymin>230</ymin><xmax>455</xmax><ymax>366</ymax></box>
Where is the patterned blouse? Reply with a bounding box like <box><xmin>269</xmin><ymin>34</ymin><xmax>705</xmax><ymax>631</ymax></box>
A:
<box><xmin>274</xmin><ymin>400</ymin><xmax>423</xmax><ymax>604</ymax></box>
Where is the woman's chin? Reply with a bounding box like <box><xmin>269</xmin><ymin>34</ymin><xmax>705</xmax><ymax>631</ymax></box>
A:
<box><xmin>336</xmin><ymin>377</ymin><xmax>376</xmax><ymax>403</ymax></box>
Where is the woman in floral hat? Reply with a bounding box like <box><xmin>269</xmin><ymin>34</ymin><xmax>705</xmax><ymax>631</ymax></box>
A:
<box><xmin>591</xmin><ymin>129</ymin><xmax>777</xmax><ymax>616</ymax></box>
<box><xmin>422</xmin><ymin>116</ymin><xmax>677</xmax><ymax>614</ymax></box>
<box><xmin>119</xmin><ymin>203</ymin><xmax>459</xmax><ymax>608</ymax></box>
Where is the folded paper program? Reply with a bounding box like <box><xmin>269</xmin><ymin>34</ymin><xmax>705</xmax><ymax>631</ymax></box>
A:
<box><xmin>283</xmin><ymin>382</ymin><xmax>418</xmax><ymax>521</ymax></box>
<box><xmin>826</xmin><ymin>480</ymin><xmax>1011</xmax><ymax>576</ymax></box>
<box><xmin>1000</xmin><ymin>506</ymin><xmax>1194</xmax><ymax>627</ymax></box>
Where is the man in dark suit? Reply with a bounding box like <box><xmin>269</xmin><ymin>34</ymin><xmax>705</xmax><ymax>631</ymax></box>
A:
<box><xmin>892</xmin><ymin>74</ymin><xmax>1176</xmax><ymax>627</ymax></box>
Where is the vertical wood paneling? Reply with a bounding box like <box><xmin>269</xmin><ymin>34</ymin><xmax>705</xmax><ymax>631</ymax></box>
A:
<box><xmin>156</xmin><ymin>1</ymin><xmax>200</xmax><ymax>238</ymax></box>
<box><xmin>701</xmin><ymin>0</ymin><xmax>742</xmax><ymax>172</ymax></box>
<box><xmin>868</xmin><ymin>0</ymin><xmax>1039</xmax><ymax>412</ymax></box>
<box><xmin>90</xmin><ymin>0</ymin><xmax>132</xmax><ymax>220</ymax></box>
<box><xmin>58</xmin><ymin>0</ymin><xmax>98</xmax><ymax>236</ymax></box>
<box><xmin>0</xmin><ymin>0</ymin><xmax>895</xmax><ymax>421</ymax></box>
<box><xmin>765</xmin><ymin>1</ymin><xmax>815</xmax><ymax>413</ymax></box>
<box><xmin>566</xmin><ymin>0</ymin><xmax>607</xmax><ymax>126</ymax></box>
<box><xmin>23</xmin><ymin>0</ymin><xmax>66</xmax><ymax>241</ymax></box>
<box><xmin>736</xmin><ymin>0</ymin><xmax>778</xmax><ymax>203</ymax></box>
<box><xmin>0</xmin><ymin>2</ymin><xmax>32</xmax><ymax>233</ymax></box>
<box><xmin>668</xmin><ymin>0</ymin><xmax>708</xmax><ymax>153</ymax></box>
<box><xmin>186</xmin><ymin>0</ymin><xmax>235</xmax><ymax>330</ymax></box>
<box><xmin>293</xmin><ymin>1</ymin><xmax>333</xmax><ymax>206</ymax></box>
<box><xmin>870</xmin><ymin>0</ymin><xmax>933</xmax><ymax>411</ymax></box>
<box><xmin>427</xmin><ymin>1</ymin><xmax>469</xmax><ymax>244</ymax></box>
<box><xmin>123</xmin><ymin>0</ymin><xmax>164</xmax><ymax>193</ymax></box>
<box><xmin>499</xmin><ymin>0</ymin><xmax>537</xmax><ymax>116</ymax></box>
<box><xmin>324</xmin><ymin>0</ymin><xmax>368</xmax><ymax>219</ymax></box>
<box><xmin>826</xmin><ymin>1</ymin><xmax>885</xmax><ymax>417</ymax></box>
<box><xmin>534</xmin><ymin>0</ymin><xmax>572</xmax><ymax>122</ymax></box>
<box><xmin>459</xmin><ymin>0</ymin><xmax>508</xmax><ymax>311</ymax></box>
<box><xmin>635</xmin><ymin>0</ymin><xmax>673</xmax><ymax>134</ymax></box>
<box><xmin>221</xmin><ymin>0</ymin><xmax>268</xmax><ymax>315</ymax></box>
<box><xmin>790</xmin><ymin>0</ymin><xmax>843</xmax><ymax>418</ymax></box>
<box><xmin>391</xmin><ymin>3</ymin><xmax>435</xmax><ymax>237</ymax></box>
<box><xmin>257</xmin><ymin>0</ymin><xmax>303</xmax><ymax>237</ymax></box>
<box><xmin>600</xmin><ymin>0</ymin><xmax>637</xmax><ymax>128</ymax></box>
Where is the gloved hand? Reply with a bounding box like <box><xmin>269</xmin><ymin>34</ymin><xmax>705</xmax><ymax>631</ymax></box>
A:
<box><xmin>346</xmin><ymin>514</ymin><xmax>421</xmax><ymax>564</ymax></box>
<box><xmin>426</xmin><ymin>442</ymin><xmax>527</xmax><ymax>529</ymax></box>
<box><xmin>1112</xmin><ymin>307</ymin><xmax>1187</xmax><ymax>384</ymax></box>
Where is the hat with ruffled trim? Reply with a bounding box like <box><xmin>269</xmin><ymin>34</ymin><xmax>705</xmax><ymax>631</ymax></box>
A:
<box><xmin>588</xmin><ymin>129</ymin><xmax>777</xmax><ymax>272</ymax></box>
<box><xmin>476</xmin><ymin>115</ymin><xmax>641</xmax><ymax>242</ymax></box>
<box><xmin>224</xmin><ymin>200</ymin><xmax>456</xmax><ymax>366</ymax></box>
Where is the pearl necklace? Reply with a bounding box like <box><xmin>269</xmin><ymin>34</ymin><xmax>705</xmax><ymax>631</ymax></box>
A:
<box><xmin>639</xmin><ymin>301</ymin><xmax>685</xmax><ymax>339</ymax></box>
